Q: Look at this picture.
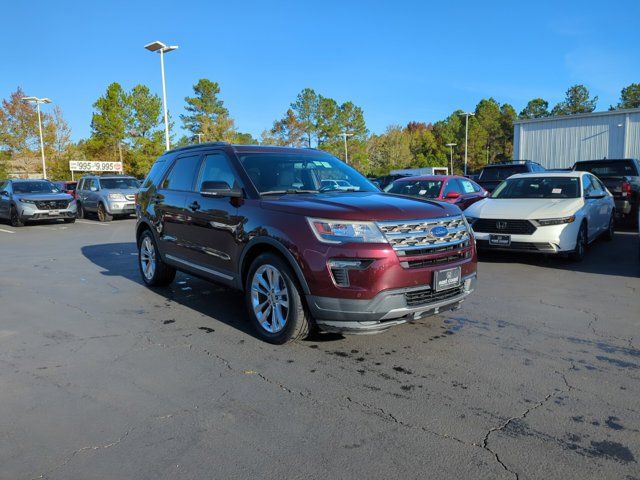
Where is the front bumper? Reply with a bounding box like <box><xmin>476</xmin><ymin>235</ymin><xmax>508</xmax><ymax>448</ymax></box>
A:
<box><xmin>106</xmin><ymin>201</ymin><xmax>136</xmax><ymax>215</ymax></box>
<box><xmin>308</xmin><ymin>273</ymin><xmax>477</xmax><ymax>333</ymax></box>
<box><xmin>473</xmin><ymin>221</ymin><xmax>580</xmax><ymax>254</ymax></box>
<box><xmin>19</xmin><ymin>203</ymin><xmax>77</xmax><ymax>221</ymax></box>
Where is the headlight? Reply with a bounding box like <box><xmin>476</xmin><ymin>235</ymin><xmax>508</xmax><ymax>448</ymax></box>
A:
<box><xmin>18</xmin><ymin>198</ymin><xmax>36</xmax><ymax>204</ymax></box>
<box><xmin>307</xmin><ymin>218</ymin><xmax>388</xmax><ymax>244</ymax></box>
<box><xmin>534</xmin><ymin>216</ymin><xmax>575</xmax><ymax>226</ymax></box>
<box><xmin>108</xmin><ymin>193</ymin><xmax>126</xmax><ymax>200</ymax></box>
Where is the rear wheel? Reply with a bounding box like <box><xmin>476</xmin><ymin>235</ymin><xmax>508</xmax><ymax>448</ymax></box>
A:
<box><xmin>569</xmin><ymin>222</ymin><xmax>587</xmax><ymax>262</ymax></box>
<box><xmin>138</xmin><ymin>230</ymin><xmax>176</xmax><ymax>286</ymax></box>
<box><xmin>10</xmin><ymin>206</ymin><xmax>24</xmax><ymax>227</ymax></box>
<box><xmin>97</xmin><ymin>203</ymin><xmax>113</xmax><ymax>222</ymax></box>
<box><xmin>245</xmin><ymin>253</ymin><xmax>310</xmax><ymax>344</ymax></box>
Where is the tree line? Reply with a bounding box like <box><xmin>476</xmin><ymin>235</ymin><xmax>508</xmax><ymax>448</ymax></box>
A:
<box><xmin>1</xmin><ymin>81</ymin><xmax>638</xmax><ymax>180</ymax></box>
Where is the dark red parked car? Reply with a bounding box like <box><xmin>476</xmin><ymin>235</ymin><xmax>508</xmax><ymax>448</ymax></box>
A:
<box><xmin>385</xmin><ymin>175</ymin><xmax>487</xmax><ymax>210</ymax></box>
<box><xmin>135</xmin><ymin>144</ymin><xmax>477</xmax><ymax>344</ymax></box>
<box><xmin>53</xmin><ymin>181</ymin><xmax>78</xmax><ymax>198</ymax></box>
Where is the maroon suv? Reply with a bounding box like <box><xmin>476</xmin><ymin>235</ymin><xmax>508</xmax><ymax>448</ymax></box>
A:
<box><xmin>135</xmin><ymin>143</ymin><xmax>477</xmax><ymax>343</ymax></box>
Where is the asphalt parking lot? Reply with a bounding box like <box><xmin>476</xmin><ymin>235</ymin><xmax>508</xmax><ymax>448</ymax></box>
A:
<box><xmin>1</xmin><ymin>218</ymin><xmax>639</xmax><ymax>480</ymax></box>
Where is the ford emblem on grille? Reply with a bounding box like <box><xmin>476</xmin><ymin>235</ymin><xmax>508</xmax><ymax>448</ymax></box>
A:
<box><xmin>430</xmin><ymin>226</ymin><xmax>448</xmax><ymax>238</ymax></box>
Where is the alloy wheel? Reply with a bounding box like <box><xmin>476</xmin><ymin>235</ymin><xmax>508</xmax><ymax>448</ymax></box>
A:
<box><xmin>251</xmin><ymin>264</ymin><xmax>289</xmax><ymax>333</ymax></box>
<box><xmin>140</xmin><ymin>236</ymin><xmax>156</xmax><ymax>281</ymax></box>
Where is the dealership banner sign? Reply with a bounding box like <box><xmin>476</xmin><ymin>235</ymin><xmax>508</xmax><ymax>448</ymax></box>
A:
<box><xmin>69</xmin><ymin>161</ymin><xmax>123</xmax><ymax>172</ymax></box>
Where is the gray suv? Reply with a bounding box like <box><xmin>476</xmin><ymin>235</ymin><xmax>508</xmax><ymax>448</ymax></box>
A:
<box><xmin>0</xmin><ymin>179</ymin><xmax>76</xmax><ymax>227</ymax></box>
<box><xmin>76</xmin><ymin>175</ymin><xmax>139</xmax><ymax>222</ymax></box>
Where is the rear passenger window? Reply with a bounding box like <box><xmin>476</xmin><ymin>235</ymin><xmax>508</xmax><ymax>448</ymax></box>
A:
<box><xmin>162</xmin><ymin>155</ymin><xmax>201</xmax><ymax>191</ymax></box>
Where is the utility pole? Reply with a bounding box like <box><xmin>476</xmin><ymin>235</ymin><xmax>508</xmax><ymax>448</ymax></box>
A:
<box><xmin>446</xmin><ymin>143</ymin><xmax>457</xmax><ymax>175</ymax></box>
<box><xmin>22</xmin><ymin>96</ymin><xmax>52</xmax><ymax>179</ymax></box>
<box><xmin>458</xmin><ymin>112</ymin><xmax>475</xmax><ymax>176</ymax></box>
<box><xmin>340</xmin><ymin>132</ymin><xmax>354</xmax><ymax>164</ymax></box>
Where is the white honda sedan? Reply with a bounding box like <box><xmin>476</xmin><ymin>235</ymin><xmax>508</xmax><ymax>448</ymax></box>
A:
<box><xmin>464</xmin><ymin>172</ymin><xmax>615</xmax><ymax>261</ymax></box>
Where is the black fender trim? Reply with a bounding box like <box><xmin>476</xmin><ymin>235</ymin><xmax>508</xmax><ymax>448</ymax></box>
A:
<box><xmin>239</xmin><ymin>237</ymin><xmax>311</xmax><ymax>295</ymax></box>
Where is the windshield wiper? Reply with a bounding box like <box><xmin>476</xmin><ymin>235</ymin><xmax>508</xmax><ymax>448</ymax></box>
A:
<box><xmin>319</xmin><ymin>187</ymin><xmax>362</xmax><ymax>193</ymax></box>
<box><xmin>261</xmin><ymin>189</ymin><xmax>318</xmax><ymax>196</ymax></box>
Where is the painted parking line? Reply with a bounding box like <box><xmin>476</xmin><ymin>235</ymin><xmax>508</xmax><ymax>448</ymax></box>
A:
<box><xmin>0</xmin><ymin>228</ymin><xmax>15</xmax><ymax>234</ymax></box>
<box><xmin>76</xmin><ymin>220</ymin><xmax>111</xmax><ymax>226</ymax></box>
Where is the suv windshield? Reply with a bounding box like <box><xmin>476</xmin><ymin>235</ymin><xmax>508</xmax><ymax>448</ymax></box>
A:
<box><xmin>574</xmin><ymin>160</ymin><xmax>638</xmax><ymax>177</ymax></box>
<box><xmin>99</xmin><ymin>178</ymin><xmax>139</xmax><ymax>189</ymax></box>
<box><xmin>239</xmin><ymin>153</ymin><xmax>377</xmax><ymax>194</ymax></box>
<box><xmin>480</xmin><ymin>165</ymin><xmax>527</xmax><ymax>181</ymax></box>
<box><xmin>13</xmin><ymin>181</ymin><xmax>58</xmax><ymax>194</ymax></box>
<box><xmin>385</xmin><ymin>180</ymin><xmax>442</xmax><ymax>198</ymax></box>
<box><xmin>492</xmin><ymin>176</ymin><xmax>580</xmax><ymax>199</ymax></box>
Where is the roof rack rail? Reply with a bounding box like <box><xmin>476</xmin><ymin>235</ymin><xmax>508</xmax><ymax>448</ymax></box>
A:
<box><xmin>170</xmin><ymin>141</ymin><xmax>231</xmax><ymax>152</ymax></box>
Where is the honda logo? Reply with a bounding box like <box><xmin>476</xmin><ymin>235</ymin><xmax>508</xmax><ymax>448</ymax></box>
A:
<box><xmin>496</xmin><ymin>221</ymin><xmax>507</xmax><ymax>230</ymax></box>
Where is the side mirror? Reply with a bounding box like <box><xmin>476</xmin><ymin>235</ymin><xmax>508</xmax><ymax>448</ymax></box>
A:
<box><xmin>200</xmin><ymin>180</ymin><xmax>243</xmax><ymax>198</ymax></box>
<box><xmin>0</xmin><ymin>190</ymin><xmax>8</xmax><ymax>197</ymax></box>
<box><xmin>445</xmin><ymin>191</ymin><xmax>461</xmax><ymax>199</ymax></box>
<box><xmin>586</xmin><ymin>192</ymin><xmax>606</xmax><ymax>200</ymax></box>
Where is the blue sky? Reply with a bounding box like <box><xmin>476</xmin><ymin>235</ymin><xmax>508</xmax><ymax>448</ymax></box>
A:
<box><xmin>3</xmin><ymin>0</ymin><xmax>639</xmax><ymax>142</ymax></box>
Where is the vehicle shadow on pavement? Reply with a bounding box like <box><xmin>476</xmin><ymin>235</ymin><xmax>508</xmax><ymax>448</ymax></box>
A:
<box><xmin>80</xmin><ymin>242</ymin><xmax>258</xmax><ymax>338</ymax></box>
<box><xmin>479</xmin><ymin>231</ymin><xmax>640</xmax><ymax>278</ymax></box>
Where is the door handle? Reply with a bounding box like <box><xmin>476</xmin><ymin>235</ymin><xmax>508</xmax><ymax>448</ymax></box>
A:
<box><xmin>189</xmin><ymin>201</ymin><xmax>201</xmax><ymax>211</ymax></box>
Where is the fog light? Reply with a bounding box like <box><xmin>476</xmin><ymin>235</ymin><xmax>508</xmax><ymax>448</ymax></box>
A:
<box><xmin>327</xmin><ymin>259</ymin><xmax>373</xmax><ymax>287</ymax></box>
<box><xmin>464</xmin><ymin>278</ymin><xmax>472</xmax><ymax>291</ymax></box>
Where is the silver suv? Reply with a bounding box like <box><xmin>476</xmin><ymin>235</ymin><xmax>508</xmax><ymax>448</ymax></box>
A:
<box><xmin>0</xmin><ymin>179</ymin><xmax>76</xmax><ymax>227</ymax></box>
<box><xmin>76</xmin><ymin>175</ymin><xmax>139</xmax><ymax>222</ymax></box>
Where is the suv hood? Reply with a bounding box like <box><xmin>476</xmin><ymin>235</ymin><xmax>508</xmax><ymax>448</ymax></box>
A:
<box><xmin>16</xmin><ymin>192</ymin><xmax>74</xmax><ymax>202</ymax></box>
<box><xmin>465</xmin><ymin>198</ymin><xmax>583</xmax><ymax>219</ymax></box>
<box><xmin>261</xmin><ymin>192</ymin><xmax>460</xmax><ymax>221</ymax></box>
<box><xmin>103</xmin><ymin>188</ymin><xmax>137</xmax><ymax>197</ymax></box>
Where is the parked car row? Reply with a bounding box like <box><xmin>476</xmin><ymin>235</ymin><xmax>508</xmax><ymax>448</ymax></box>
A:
<box><xmin>0</xmin><ymin>175</ymin><xmax>141</xmax><ymax>227</ymax></box>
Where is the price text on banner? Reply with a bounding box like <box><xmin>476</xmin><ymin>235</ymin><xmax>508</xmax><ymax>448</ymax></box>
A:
<box><xmin>69</xmin><ymin>161</ymin><xmax>123</xmax><ymax>172</ymax></box>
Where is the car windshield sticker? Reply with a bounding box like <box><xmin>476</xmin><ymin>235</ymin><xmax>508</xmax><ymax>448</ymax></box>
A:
<box><xmin>419</xmin><ymin>189</ymin><xmax>427</xmax><ymax>195</ymax></box>
<box><xmin>552</xmin><ymin>188</ymin><xmax>562</xmax><ymax>194</ymax></box>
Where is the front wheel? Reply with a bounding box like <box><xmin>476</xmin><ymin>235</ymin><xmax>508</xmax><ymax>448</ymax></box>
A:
<box><xmin>603</xmin><ymin>214</ymin><xmax>614</xmax><ymax>241</ymax></box>
<box><xmin>245</xmin><ymin>253</ymin><xmax>310</xmax><ymax>344</ymax></box>
<box><xmin>138</xmin><ymin>230</ymin><xmax>176</xmax><ymax>286</ymax></box>
<box><xmin>10</xmin><ymin>206</ymin><xmax>24</xmax><ymax>227</ymax></box>
<box><xmin>569</xmin><ymin>223</ymin><xmax>587</xmax><ymax>262</ymax></box>
<box><xmin>63</xmin><ymin>217</ymin><xmax>76</xmax><ymax>224</ymax></box>
<box><xmin>76</xmin><ymin>202</ymin><xmax>85</xmax><ymax>219</ymax></box>
<box><xmin>97</xmin><ymin>203</ymin><xmax>113</xmax><ymax>222</ymax></box>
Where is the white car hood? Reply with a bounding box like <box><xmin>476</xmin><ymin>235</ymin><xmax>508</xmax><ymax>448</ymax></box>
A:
<box><xmin>465</xmin><ymin>198</ymin><xmax>583</xmax><ymax>219</ymax></box>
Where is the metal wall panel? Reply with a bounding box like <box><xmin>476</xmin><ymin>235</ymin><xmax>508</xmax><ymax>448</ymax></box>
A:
<box><xmin>514</xmin><ymin>111</ymin><xmax>640</xmax><ymax>169</ymax></box>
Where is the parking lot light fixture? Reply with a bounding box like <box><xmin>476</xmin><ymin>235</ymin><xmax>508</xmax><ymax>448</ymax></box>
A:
<box><xmin>446</xmin><ymin>143</ymin><xmax>457</xmax><ymax>175</ymax></box>
<box><xmin>458</xmin><ymin>112</ymin><xmax>475</xmax><ymax>176</ymax></box>
<box><xmin>145</xmin><ymin>41</ymin><xmax>179</xmax><ymax>151</ymax></box>
<box><xmin>21</xmin><ymin>96</ymin><xmax>52</xmax><ymax>179</ymax></box>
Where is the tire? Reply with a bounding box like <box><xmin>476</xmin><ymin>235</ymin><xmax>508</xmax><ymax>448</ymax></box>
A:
<box><xmin>64</xmin><ymin>217</ymin><xmax>76</xmax><ymax>224</ymax></box>
<box><xmin>603</xmin><ymin>214</ymin><xmax>614</xmax><ymax>241</ymax></box>
<box><xmin>245</xmin><ymin>252</ymin><xmax>310</xmax><ymax>344</ymax></box>
<box><xmin>97</xmin><ymin>203</ymin><xmax>113</xmax><ymax>222</ymax></box>
<box><xmin>10</xmin><ymin>206</ymin><xmax>24</xmax><ymax>227</ymax></box>
<box><xmin>76</xmin><ymin>202</ymin><xmax>85</xmax><ymax>219</ymax></box>
<box><xmin>569</xmin><ymin>222</ymin><xmax>587</xmax><ymax>262</ymax></box>
<box><xmin>138</xmin><ymin>230</ymin><xmax>176</xmax><ymax>286</ymax></box>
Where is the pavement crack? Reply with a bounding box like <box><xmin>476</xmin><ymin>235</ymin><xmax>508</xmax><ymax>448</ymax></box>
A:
<box><xmin>480</xmin><ymin>393</ymin><xmax>553</xmax><ymax>479</ymax></box>
<box><xmin>32</xmin><ymin>426</ymin><xmax>134</xmax><ymax>479</ymax></box>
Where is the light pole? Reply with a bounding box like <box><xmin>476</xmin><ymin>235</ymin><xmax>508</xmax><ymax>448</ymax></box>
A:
<box><xmin>22</xmin><ymin>96</ymin><xmax>51</xmax><ymax>179</ymax></box>
<box><xmin>458</xmin><ymin>112</ymin><xmax>475</xmax><ymax>176</ymax></box>
<box><xmin>340</xmin><ymin>132</ymin><xmax>354</xmax><ymax>164</ymax></box>
<box><xmin>145</xmin><ymin>40</ymin><xmax>179</xmax><ymax>151</ymax></box>
<box><xmin>446</xmin><ymin>143</ymin><xmax>457</xmax><ymax>174</ymax></box>
<box><xmin>195</xmin><ymin>133</ymin><xmax>204</xmax><ymax>144</ymax></box>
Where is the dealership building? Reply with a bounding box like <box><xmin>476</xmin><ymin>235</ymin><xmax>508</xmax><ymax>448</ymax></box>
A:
<box><xmin>513</xmin><ymin>108</ymin><xmax>640</xmax><ymax>169</ymax></box>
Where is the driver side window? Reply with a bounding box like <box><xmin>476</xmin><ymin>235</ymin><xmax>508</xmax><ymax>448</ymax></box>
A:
<box><xmin>197</xmin><ymin>152</ymin><xmax>240</xmax><ymax>191</ymax></box>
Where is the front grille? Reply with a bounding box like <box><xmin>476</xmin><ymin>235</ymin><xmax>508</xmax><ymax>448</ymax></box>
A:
<box><xmin>405</xmin><ymin>286</ymin><xmax>464</xmax><ymax>307</ymax></box>
<box><xmin>473</xmin><ymin>218</ymin><xmax>536</xmax><ymax>235</ymax></box>
<box><xmin>34</xmin><ymin>200</ymin><xmax>69</xmax><ymax>210</ymax></box>
<box><xmin>378</xmin><ymin>216</ymin><xmax>470</xmax><ymax>253</ymax></box>
<box><xmin>477</xmin><ymin>240</ymin><xmax>555</xmax><ymax>252</ymax></box>
<box><xmin>402</xmin><ymin>250</ymin><xmax>471</xmax><ymax>269</ymax></box>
